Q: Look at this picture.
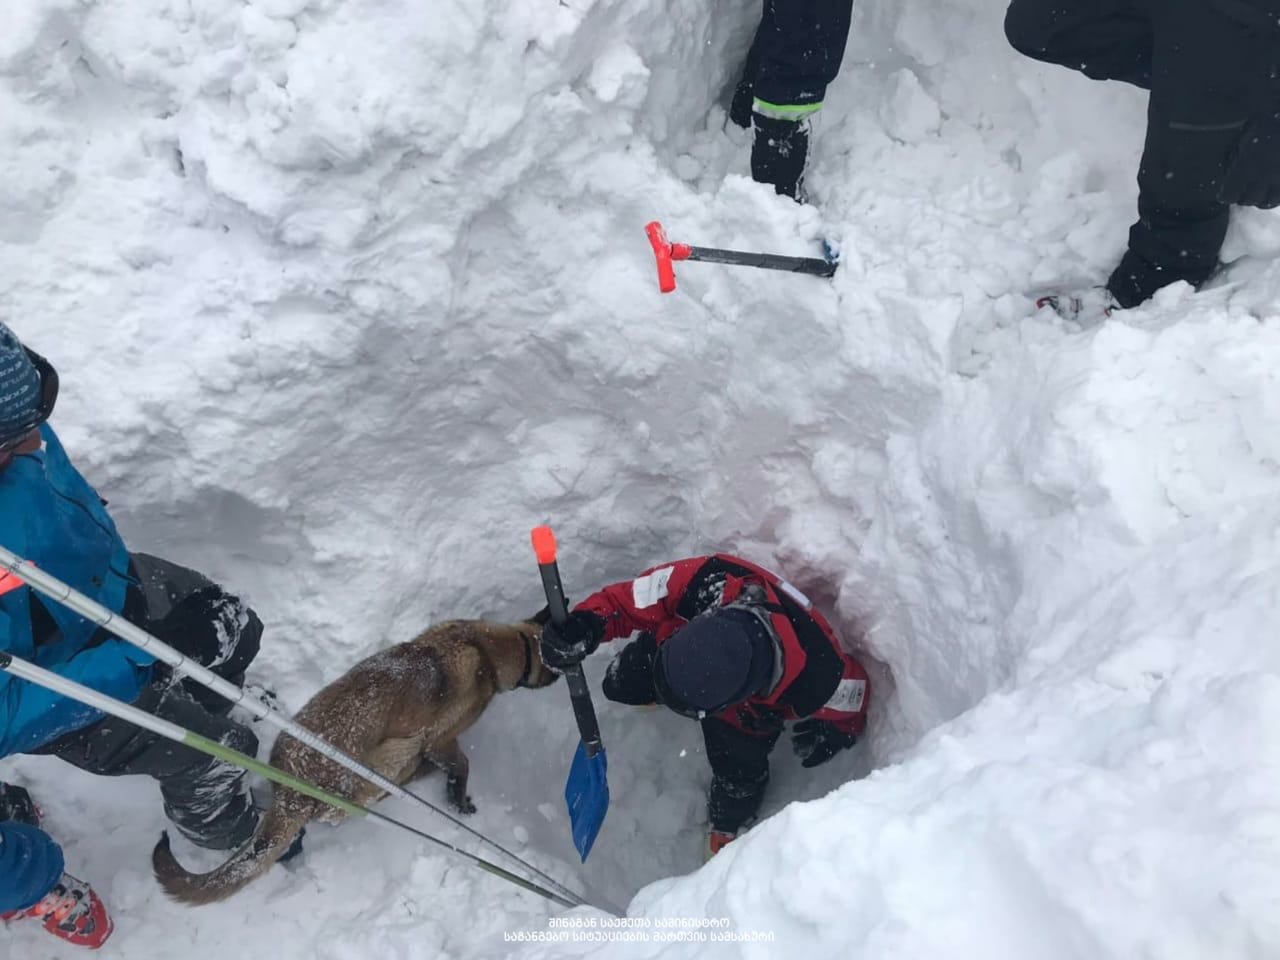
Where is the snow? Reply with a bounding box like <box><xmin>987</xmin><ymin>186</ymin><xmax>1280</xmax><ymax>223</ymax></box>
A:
<box><xmin>2</xmin><ymin>0</ymin><xmax>1279</xmax><ymax>957</ymax></box>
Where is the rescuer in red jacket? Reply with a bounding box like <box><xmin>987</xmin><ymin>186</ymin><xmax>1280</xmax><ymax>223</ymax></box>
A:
<box><xmin>539</xmin><ymin>554</ymin><xmax>869</xmax><ymax>857</ymax></box>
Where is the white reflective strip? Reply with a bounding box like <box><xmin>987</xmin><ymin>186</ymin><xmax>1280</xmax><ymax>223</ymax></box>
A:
<box><xmin>776</xmin><ymin>579</ymin><xmax>812</xmax><ymax>610</ymax></box>
<box><xmin>824</xmin><ymin>678</ymin><xmax>866</xmax><ymax>713</ymax></box>
<box><xmin>632</xmin><ymin>567</ymin><xmax>674</xmax><ymax>608</ymax></box>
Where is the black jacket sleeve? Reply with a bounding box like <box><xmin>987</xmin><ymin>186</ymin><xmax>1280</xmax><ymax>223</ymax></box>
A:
<box><xmin>601</xmin><ymin>632</ymin><xmax>659</xmax><ymax>705</ymax></box>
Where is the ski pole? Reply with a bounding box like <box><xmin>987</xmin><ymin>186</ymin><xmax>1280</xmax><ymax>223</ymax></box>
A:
<box><xmin>0</xmin><ymin>650</ymin><xmax>581</xmax><ymax>909</ymax></box>
<box><xmin>0</xmin><ymin>545</ymin><xmax>586</xmax><ymax>909</ymax></box>
<box><xmin>645</xmin><ymin>220</ymin><xmax>836</xmax><ymax>293</ymax></box>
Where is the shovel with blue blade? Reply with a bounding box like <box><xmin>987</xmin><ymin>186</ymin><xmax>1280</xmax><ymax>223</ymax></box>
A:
<box><xmin>531</xmin><ymin>525</ymin><xmax>609</xmax><ymax>862</ymax></box>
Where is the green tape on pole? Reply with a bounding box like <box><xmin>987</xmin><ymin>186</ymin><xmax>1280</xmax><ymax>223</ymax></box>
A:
<box><xmin>184</xmin><ymin>731</ymin><xmax>367</xmax><ymax>819</ymax></box>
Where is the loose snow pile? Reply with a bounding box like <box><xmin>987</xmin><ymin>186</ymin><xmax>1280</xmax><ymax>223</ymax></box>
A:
<box><xmin>2</xmin><ymin>0</ymin><xmax>1278</xmax><ymax>958</ymax></box>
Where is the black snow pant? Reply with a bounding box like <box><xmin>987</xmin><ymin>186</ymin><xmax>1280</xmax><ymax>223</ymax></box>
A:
<box><xmin>731</xmin><ymin>0</ymin><xmax>855</xmax><ymax>124</ymax></box>
<box><xmin>1004</xmin><ymin>0</ymin><xmax>1278</xmax><ymax>306</ymax></box>
<box><xmin>602</xmin><ymin>634</ymin><xmax>783</xmax><ymax>834</ymax></box>
<box><xmin>31</xmin><ymin>554</ymin><xmax>262</xmax><ymax>851</ymax></box>
<box><xmin>702</xmin><ymin>714</ymin><xmax>783</xmax><ymax>834</ymax></box>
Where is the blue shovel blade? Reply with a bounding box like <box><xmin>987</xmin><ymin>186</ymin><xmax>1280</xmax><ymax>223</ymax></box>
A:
<box><xmin>565</xmin><ymin>741</ymin><xmax>609</xmax><ymax>862</ymax></box>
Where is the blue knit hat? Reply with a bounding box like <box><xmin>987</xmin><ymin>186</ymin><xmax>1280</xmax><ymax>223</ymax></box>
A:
<box><xmin>0</xmin><ymin>322</ymin><xmax>44</xmax><ymax>445</ymax></box>
<box><xmin>654</xmin><ymin>607</ymin><xmax>777</xmax><ymax>716</ymax></box>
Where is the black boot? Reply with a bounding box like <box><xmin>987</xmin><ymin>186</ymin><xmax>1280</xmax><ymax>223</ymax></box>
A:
<box><xmin>0</xmin><ymin>783</ymin><xmax>41</xmax><ymax>826</ymax></box>
<box><xmin>750</xmin><ymin>113</ymin><xmax>809</xmax><ymax>199</ymax></box>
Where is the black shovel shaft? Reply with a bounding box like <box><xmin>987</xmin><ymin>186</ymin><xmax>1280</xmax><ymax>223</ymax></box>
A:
<box><xmin>563</xmin><ymin>666</ymin><xmax>603</xmax><ymax>758</ymax></box>
<box><xmin>537</xmin><ymin>560</ymin><xmax>604</xmax><ymax>757</ymax></box>
<box><xmin>537</xmin><ymin>560</ymin><xmax>571</xmax><ymax>625</ymax></box>
<box><xmin>684</xmin><ymin>244</ymin><xmax>837</xmax><ymax>277</ymax></box>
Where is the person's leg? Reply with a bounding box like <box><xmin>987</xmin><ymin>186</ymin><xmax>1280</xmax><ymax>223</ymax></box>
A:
<box><xmin>19</xmin><ymin>554</ymin><xmax>263</xmax><ymax>849</ymax></box>
<box><xmin>749</xmin><ymin>0</ymin><xmax>855</xmax><ymax>115</ymax></box>
<box><xmin>1004</xmin><ymin>0</ymin><xmax>1153</xmax><ymax>89</ymax></box>
<box><xmin>38</xmin><ymin>681</ymin><xmax>259</xmax><ymax>851</ymax></box>
<box><xmin>700</xmin><ymin>716</ymin><xmax>782</xmax><ymax>834</ymax></box>
<box><xmin>0</xmin><ymin>822</ymin><xmax>114</xmax><ymax>949</ymax></box>
<box><xmin>732</xmin><ymin>0</ymin><xmax>854</xmax><ymax>197</ymax></box>
<box><xmin>0</xmin><ymin>822</ymin><xmax>63</xmax><ymax>913</ymax></box>
<box><xmin>1109</xmin><ymin>1</ymin><xmax>1273</xmax><ymax>305</ymax></box>
<box><xmin>128</xmin><ymin>552</ymin><xmax>263</xmax><ymax>714</ymax></box>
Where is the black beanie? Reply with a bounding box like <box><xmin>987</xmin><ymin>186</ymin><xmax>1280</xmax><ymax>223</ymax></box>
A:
<box><xmin>654</xmin><ymin>606</ymin><xmax>776</xmax><ymax>715</ymax></box>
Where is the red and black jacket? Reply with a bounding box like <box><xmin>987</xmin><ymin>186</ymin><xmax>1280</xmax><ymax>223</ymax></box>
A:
<box><xmin>576</xmin><ymin>554</ymin><xmax>869</xmax><ymax>737</ymax></box>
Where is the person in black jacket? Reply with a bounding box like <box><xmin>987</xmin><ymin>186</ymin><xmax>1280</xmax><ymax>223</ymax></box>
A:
<box><xmin>730</xmin><ymin>0</ymin><xmax>856</xmax><ymax>199</ymax></box>
<box><xmin>1005</xmin><ymin>0</ymin><xmax>1280</xmax><ymax>320</ymax></box>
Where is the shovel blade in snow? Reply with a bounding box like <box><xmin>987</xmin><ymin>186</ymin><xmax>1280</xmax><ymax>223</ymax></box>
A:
<box><xmin>565</xmin><ymin>741</ymin><xmax>609</xmax><ymax>862</ymax></box>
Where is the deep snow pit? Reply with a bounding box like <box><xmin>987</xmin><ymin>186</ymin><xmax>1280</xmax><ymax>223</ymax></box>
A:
<box><xmin>2</xmin><ymin>0</ymin><xmax>1279</xmax><ymax>958</ymax></box>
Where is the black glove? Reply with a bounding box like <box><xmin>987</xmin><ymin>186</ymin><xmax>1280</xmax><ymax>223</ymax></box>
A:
<box><xmin>729</xmin><ymin>75</ymin><xmax>755</xmax><ymax>130</ymax></box>
<box><xmin>1220</xmin><ymin>111</ymin><xmax>1280</xmax><ymax>209</ymax></box>
<box><xmin>0</xmin><ymin>783</ymin><xmax>41</xmax><ymax>826</ymax></box>
<box><xmin>539</xmin><ymin>610</ymin><xmax>604</xmax><ymax>672</ymax></box>
<box><xmin>751</xmin><ymin>113</ymin><xmax>809</xmax><ymax>200</ymax></box>
<box><xmin>790</xmin><ymin>718</ymin><xmax>857</xmax><ymax>768</ymax></box>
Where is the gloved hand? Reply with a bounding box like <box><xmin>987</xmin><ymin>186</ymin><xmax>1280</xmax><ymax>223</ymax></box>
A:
<box><xmin>1220</xmin><ymin>111</ymin><xmax>1280</xmax><ymax>209</ymax></box>
<box><xmin>528</xmin><ymin>600</ymin><xmax>570</xmax><ymax>627</ymax></box>
<box><xmin>729</xmin><ymin>77</ymin><xmax>754</xmax><ymax>130</ymax></box>
<box><xmin>751</xmin><ymin>113</ymin><xmax>809</xmax><ymax>200</ymax></box>
<box><xmin>0</xmin><ymin>783</ymin><xmax>41</xmax><ymax>826</ymax></box>
<box><xmin>538</xmin><ymin>610</ymin><xmax>604</xmax><ymax>672</ymax></box>
<box><xmin>705</xmin><ymin>829</ymin><xmax>737</xmax><ymax>861</ymax></box>
<box><xmin>790</xmin><ymin>718</ymin><xmax>857</xmax><ymax>768</ymax></box>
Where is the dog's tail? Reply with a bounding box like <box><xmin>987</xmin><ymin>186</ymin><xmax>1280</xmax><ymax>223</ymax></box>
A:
<box><xmin>152</xmin><ymin>804</ymin><xmax>304</xmax><ymax>906</ymax></box>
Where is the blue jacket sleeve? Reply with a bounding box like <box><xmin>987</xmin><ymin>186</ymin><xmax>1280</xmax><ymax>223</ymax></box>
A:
<box><xmin>0</xmin><ymin>630</ymin><xmax>153</xmax><ymax>757</ymax></box>
<box><xmin>0</xmin><ymin>821</ymin><xmax>64</xmax><ymax>913</ymax></box>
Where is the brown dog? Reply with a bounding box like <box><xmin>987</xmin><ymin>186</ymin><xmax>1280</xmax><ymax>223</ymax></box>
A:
<box><xmin>152</xmin><ymin>618</ymin><xmax>558</xmax><ymax>904</ymax></box>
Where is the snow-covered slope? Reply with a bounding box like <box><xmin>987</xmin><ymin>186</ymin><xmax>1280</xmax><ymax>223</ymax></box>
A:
<box><xmin>2</xmin><ymin>0</ymin><xmax>1278</xmax><ymax>957</ymax></box>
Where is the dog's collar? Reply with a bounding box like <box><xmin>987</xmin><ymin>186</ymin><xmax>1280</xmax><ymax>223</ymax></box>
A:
<box><xmin>517</xmin><ymin>629</ymin><xmax>533</xmax><ymax>688</ymax></box>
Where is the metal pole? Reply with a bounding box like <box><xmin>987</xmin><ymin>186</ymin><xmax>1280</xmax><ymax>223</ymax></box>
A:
<box><xmin>0</xmin><ymin>650</ymin><xmax>580</xmax><ymax>908</ymax></box>
<box><xmin>0</xmin><ymin>546</ymin><xmax>587</xmax><ymax>908</ymax></box>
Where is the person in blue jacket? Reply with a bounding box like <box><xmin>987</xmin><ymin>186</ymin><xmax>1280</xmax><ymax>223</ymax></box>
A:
<box><xmin>0</xmin><ymin>323</ymin><xmax>265</xmax><ymax>949</ymax></box>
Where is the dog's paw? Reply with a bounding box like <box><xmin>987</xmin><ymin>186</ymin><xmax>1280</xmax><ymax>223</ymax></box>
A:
<box><xmin>446</xmin><ymin>776</ymin><xmax>477</xmax><ymax>815</ymax></box>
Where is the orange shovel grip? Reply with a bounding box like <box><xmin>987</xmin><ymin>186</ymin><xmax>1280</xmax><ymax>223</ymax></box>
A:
<box><xmin>531</xmin><ymin>526</ymin><xmax>558</xmax><ymax>565</ymax></box>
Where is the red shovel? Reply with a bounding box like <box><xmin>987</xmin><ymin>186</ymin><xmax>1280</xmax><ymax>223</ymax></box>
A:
<box><xmin>645</xmin><ymin>220</ymin><xmax>837</xmax><ymax>293</ymax></box>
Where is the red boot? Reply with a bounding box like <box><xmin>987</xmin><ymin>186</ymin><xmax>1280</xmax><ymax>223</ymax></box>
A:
<box><xmin>704</xmin><ymin>829</ymin><xmax>737</xmax><ymax>861</ymax></box>
<box><xmin>0</xmin><ymin>872</ymin><xmax>114</xmax><ymax>949</ymax></box>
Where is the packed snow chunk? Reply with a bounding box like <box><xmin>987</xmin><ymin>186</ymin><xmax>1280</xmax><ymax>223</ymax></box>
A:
<box><xmin>879</xmin><ymin>68</ymin><xmax>943</xmax><ymax>143</ymax></box>
<box><xmin>587</xmin><ymin>42</ymin><xmax>649</xmax><ymax>107</ymax></box>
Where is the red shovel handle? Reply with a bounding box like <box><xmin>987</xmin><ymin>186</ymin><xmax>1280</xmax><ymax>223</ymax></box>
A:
<box><xmin>644</xmin><ymin>221</ymin><xmax>692</xmax><ymax>293</ymax></box>
<box><xmin>645</xmin><ymin>221</ymin><xmax>676</xmax><ymax>293</ymax></box>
